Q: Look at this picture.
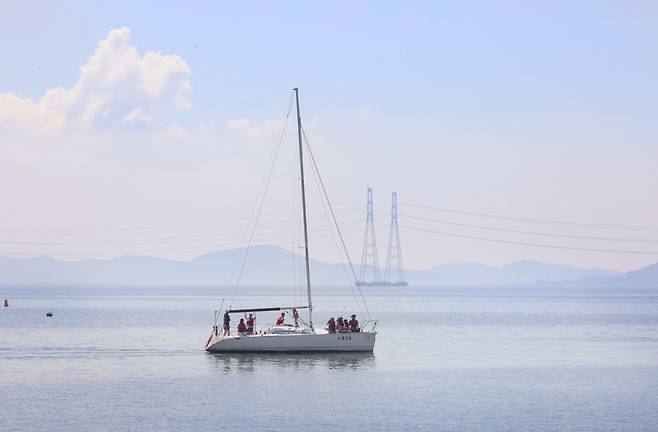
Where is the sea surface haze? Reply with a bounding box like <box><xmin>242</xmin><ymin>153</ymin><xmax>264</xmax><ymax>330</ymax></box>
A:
<box><xmin>1</xmin><ymin>286</ymin><xmax>657</xmax><ymax>431</ymax></box>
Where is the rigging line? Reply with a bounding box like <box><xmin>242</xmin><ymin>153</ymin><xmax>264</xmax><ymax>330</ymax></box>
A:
<box><xmin>291</xmin><ymin>174</ymin><xmax>297</xmax><ymax>304</ymax></box>
<box><xmin>291</xmin><ymin>170</ymin><xmax>303</xmax><ymax>307</ymax></box>
<box><xmin>293</xmin><ymin>172</ymin><xmax>301</xmax><ymax>305</ymax></box>
<box><xmin>402</xmin><ymin>225</ymin><xmax>658</xmax><ymax>255</ymax></box>
<box><xmin>294</xmin><ymin>164</ymin><xmax>306</xmax><ymax>308</ymax></box>
<box><xmin>295</xmin><ymin>166</ymin><xmax>306</xmax><ymax>308</ymax></box>
<box><xmin>229</xmin><ymin>92</ymin><xmax>294</xmax><ymax>307</ymax></box>
<box><xmin>301</xmin><ymin>126</ymin><xmax>371</xmax><ymax>321</ymax></box>
<box><xmin>401</xmin><ymin>214</ymin><xmax>658</xmax><ymax>243</ymax></box>
<box><xmin>400</xmin><ymin>202</ymin><xmax>658</xmax><ymax>232</ymax></box>
<box><xmin>305</xmin><ymin>138</ymin><xmax>364</xmax><ymax>317</ymax></box>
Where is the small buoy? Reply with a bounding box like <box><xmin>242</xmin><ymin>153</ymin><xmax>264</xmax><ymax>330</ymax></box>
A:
<box><xmin>46</xmin><ymin>312</ymin><xmax>53</xmax><ymax>317</ymax></box>
<box><xmin>3</xmin><ymin>299</ymin><xmax>8</xmax><ymax>307</ymax></box>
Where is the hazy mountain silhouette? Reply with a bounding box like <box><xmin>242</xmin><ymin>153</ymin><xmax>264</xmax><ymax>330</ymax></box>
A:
<box><xmin>622</xmin><ymin>263</ymin><xmax>658</xmax><ymax>284</ymax></box>
<box><xmin>577</xmin><ymin>262</ymin><xmax>658</xmax><ymax>287</ymax></box>
<box><xmin>0</xmin><ymin>245</ymin><xmax>335</xmax><ymax>287</ymax></box>
<box><xmin>406</xmin><ymin>260</ymin><xmax>620</xmax><ymax>286</ymax></box>
<box><xmin>0</xmin><ymin>245</ymin><xmax>639</xmax><ymax>287</ymax></box>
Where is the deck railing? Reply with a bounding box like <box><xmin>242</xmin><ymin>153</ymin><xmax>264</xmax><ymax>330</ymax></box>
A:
<box><xmin>360</xmin><ymin>320</ymin><xmax>378</xmax><ymax>332</ymax></box>
<box><xmin>221</xmin><ymin>321</ymin><xmax>378</xmax><ymax>336</ymax></box>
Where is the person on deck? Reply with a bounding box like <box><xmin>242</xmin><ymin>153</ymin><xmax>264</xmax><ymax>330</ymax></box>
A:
<box><xmin>246</xmin><ymin>313</ymin><xmax>255</xmax><ymax>334</ymax></box>
<box><xmin>349</xmin><ymin>314</ymin><xmax>360</xmax><ymax>332</ymax></box>
<box><xmin>292</xmin><ymin>308</ymin><xmax>300</xmax><ymax>327</ymax></box>
<box><xmin>336</xmin><ymin>317</ymin><xmax>345</xmax><ymax>333</ymax></box>
<box><xmin>327</xmin><ymin>317</ymin><xmax>336</xmax><ymax>333</ymax></box>
<box><xmin>223</xmin><ymin>311</ymin><xmax>231</xmax><ymax>336</ymax></box>
<box><xmin>237</xmin><ymin>318</ymin><xmax>247</xmax><ymax>334</ymax></box>
<box><xmin>276</xmin><ymin>312</ymin><xmax>286</xmax><ymax>326</ymax></box>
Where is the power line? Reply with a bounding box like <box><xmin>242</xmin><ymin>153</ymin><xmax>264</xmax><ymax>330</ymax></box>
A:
<box><xmin>402</xmin><ymin>214</ymin><xmax>658</xmax><ymax>243</ymax></box>
<box><xmin>400</xmin><ymin>202</ymin><xmax>658</xmax><ymax>232</ymax></box>
<box><xmin>402</xmin><ymin>225</ymin><xmax>658</xmax><ymax>255</ymax></box>
<box><xmin>0</xmin><ymin>218</ymin><xmax>363</xmax><ymax>247</ymax></box>
<box><xmin>0</xmin><ymin>200</ymin><xmax>366</xmax><ymax>235</ymax></box>
<box><xmin>0</xmin><ymin>226</ymin><xmax>364</xmax><ymax>259</ymax></box>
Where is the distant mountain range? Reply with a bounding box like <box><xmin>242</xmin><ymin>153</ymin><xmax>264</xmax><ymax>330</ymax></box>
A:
<box><xmin>0</xmin><ymin>245</ymin><xmax>655</xmax><ymax>287</ymax></box>
<box><xmin>405</xmin><ymin>260</ymin><xmax>619</xmax><ymax>286</ymax></box>
<box><xmin>572</xmin><ymin>262</ymin><xmax>658</xmax><ymax>287</ymax></box>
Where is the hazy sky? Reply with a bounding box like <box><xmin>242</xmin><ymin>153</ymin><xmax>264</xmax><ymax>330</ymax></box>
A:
<box><xmin>1</xmin><ymin>1</ymin><xmax>657</xmax><ymax>271</ymax></box>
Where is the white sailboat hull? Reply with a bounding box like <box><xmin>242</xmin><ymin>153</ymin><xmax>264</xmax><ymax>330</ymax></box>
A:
<box><xmin>206</xmin><ymin>331</ymin><xmax>376</xmax><ymax>353</ymax></box>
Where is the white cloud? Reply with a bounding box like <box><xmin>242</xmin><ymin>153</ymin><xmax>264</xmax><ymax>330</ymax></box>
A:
<box><xmin>228</xmin><ymin>118</ymin><xmax>250</xmax><ymax>129</ymax></box>
<box><xmin>120</xmin><ymin>108</ymin><xmax>155</xmax><ymax>126</ymax></box>
<box><xmin>0</xmin><ymin>92</ymin><xmax>66</xmax><ymax>135</ymax></box>
<box><xmin>227</xmin><ymin>117</ymin><xmax>286</xmax><ymax>141</ymax></box>
<box><xmin>0</xmin><ymin>26</ymin><xmax>191</xmax><ymax>133</ymax></box>
<box><xmin>167</xmin><ymin>122</ymin><xmax>186</xmax><ymax>135</ymax></box>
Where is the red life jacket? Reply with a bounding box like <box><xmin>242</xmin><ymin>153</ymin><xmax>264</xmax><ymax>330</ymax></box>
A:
<box><xmin>237</xmin><ymin>322</ymin><xmax>247</xmax><ymax>333</ymax></box>
<box><xmin>276</xmin><ymin>316</ymin><xmax>285</xmax><ymax>325</ymax></box>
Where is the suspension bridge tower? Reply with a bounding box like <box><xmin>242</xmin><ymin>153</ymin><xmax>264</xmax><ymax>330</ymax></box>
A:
<box><xmin>384</xmin><ymin>192</ymin><xmax>408</xmax><ymax>287</ymax></box>
<box><xmin>357</xmin><ymin>187</ymin><xmax>381</xmax><ymax>286</ymax></box>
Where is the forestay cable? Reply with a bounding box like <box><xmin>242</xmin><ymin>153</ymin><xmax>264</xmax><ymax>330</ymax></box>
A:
<box><xmin>301</xmin><ymin>127</ymin><xmax>371</xmax><ymax>321</ymax></box>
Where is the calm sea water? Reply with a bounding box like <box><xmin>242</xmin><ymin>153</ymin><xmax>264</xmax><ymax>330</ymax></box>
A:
<box><xmin>1</xmin><ymin>286</ymin><xmax>657</xmax><ymax>431</ymax></box>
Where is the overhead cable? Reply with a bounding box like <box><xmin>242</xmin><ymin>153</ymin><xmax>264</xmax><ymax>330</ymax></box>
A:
<box><xmin>400</xmin><ymin>202</ymin><xmax>658</xmax><ymax>232</ymax></box>
<box><xmin>402</xmin><ymin>225</ymin><xmax>658</xmax><ymax>255</ymax></box>
<box><xmin>402</xmin><ymin>214</ymin><xmax>658</xmax><ymax>243</ymax></box>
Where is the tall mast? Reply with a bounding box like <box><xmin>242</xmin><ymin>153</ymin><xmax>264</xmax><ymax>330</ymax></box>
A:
<box><xmin>294</xmin><ymin>88</ymin><xmax>313</xmax><ymax>330</ymax></box>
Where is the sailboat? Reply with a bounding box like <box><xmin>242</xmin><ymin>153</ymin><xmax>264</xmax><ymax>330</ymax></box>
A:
<box><xmin>205</xmin><ymin>89</ymin><xmax>377</xmax><ymax>353</ymax></box>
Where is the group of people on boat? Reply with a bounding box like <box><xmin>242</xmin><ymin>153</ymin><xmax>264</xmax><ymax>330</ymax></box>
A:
<box><xmin>221</xmin><ymin>308</ymin><xmax>302</xmax><ymax>336</ymax></box>
<box><xmin>220</xmin><ymin>311</ymin><xmax>257</xmax><ymax>336</ymax></box>
<box><xmin>326</xmin><ymin>314</ymin><xmax>360</xmax><ymax>333</ymax></box>
<box><xmin>276</xmin><ymin>308</ymin><xmax>300</xmax><ymax>327</ymax></box>
<box><xmin>217</xmin><ymin>309</ymin><xmax>360</xmax><ymax>336</ymax></box>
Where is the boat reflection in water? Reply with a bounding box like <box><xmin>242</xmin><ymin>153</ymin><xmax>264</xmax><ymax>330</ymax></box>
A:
<box><xmin>207</xmin><ymin>352</ymin><xmax>376</xmax><ymax>374</ymax></box>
